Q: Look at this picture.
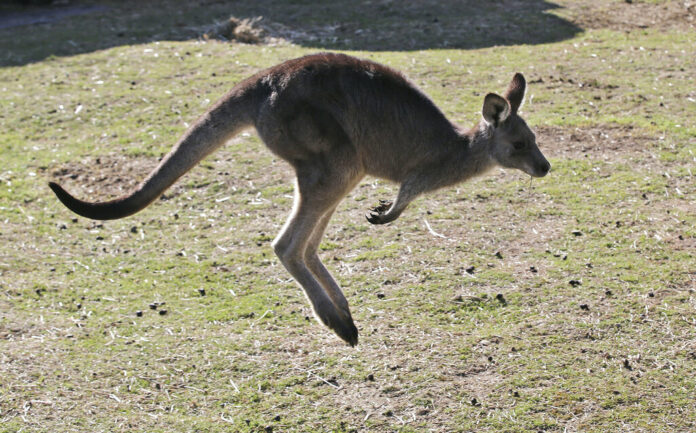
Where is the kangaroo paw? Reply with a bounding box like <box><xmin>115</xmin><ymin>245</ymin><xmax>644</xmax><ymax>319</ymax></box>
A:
<box><xmin>366</xmin><ymin>200</ymin><xmax>393</xmax><ymax>225</ymax></box>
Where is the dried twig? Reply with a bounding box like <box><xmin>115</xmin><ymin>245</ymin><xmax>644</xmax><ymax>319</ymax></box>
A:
<box><xmin>423</xmin><ymin>218</ymin><xmax>447</xmax><ymax>239</ymax></box>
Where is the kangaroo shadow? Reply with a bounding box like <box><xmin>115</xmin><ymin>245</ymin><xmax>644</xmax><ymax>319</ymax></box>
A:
<box><xmin>0</xmin><ymin>0</ymin><xmax>581</xmax><ymax>67</ymax></box>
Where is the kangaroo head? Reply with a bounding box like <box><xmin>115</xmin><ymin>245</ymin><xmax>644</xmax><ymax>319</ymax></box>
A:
<box><xmin>481</xmin><ymin>73</ymin><xmax>550</xmax><ymax>178</ymax></box>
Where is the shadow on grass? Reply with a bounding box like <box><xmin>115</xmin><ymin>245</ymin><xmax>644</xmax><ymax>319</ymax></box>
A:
<box><xmin>0</xmin><ymin>0</ymin><xmax>582</xmax><ymax>66</ymax></box>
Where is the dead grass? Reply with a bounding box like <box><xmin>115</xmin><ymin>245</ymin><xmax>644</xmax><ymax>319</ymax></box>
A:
<box><xmin>203</xmin><ymin>16</ymin><xmax>265</xmax><ymax>44</ymax></box>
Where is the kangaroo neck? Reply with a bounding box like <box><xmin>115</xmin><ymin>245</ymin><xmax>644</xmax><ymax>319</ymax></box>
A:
<box><xmin>453</xmin><ymin>123</ymin><xmax>496</xmax><ymax>182</ymax></box>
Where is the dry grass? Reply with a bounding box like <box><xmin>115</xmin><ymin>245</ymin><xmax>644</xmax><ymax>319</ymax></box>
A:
<box><xmin>1</xmin><ymin>0</ymin><xmax>695</xmax><ymax>432</ymax></box>
<box><xmin>203</xmin><ymin>16</ymin><xmax>264</xmax><ymax>44</ymax></box>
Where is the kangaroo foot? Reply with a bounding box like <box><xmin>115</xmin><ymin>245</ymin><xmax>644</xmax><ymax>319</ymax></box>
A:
<box><xmin>366</xmin><ymin>200</ymin><xmax>393</xmax><ymax>224</ymax></box>
<box><xmin>316</xmin><ymin>305</ymin><xmax>359</xmax><ymax>346</ymax></box>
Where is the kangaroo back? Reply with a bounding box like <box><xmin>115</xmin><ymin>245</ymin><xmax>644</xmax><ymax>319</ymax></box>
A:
<box><xmin>49</xmin><ymin>85</ymin><xmax>260</xmax><ymax>220</ymax></box>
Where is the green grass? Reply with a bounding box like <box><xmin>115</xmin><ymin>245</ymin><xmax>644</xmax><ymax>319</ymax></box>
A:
<box><xmin>1</xmin><ymin>0</ymin><xmax>695</xmax><ymax>432</ymax></box>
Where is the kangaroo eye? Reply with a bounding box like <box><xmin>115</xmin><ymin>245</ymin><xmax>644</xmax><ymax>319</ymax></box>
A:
<box><xmin>513</xmin><ymin>141</ymin><xmax>526</xmax><ymax>150</ymax></box>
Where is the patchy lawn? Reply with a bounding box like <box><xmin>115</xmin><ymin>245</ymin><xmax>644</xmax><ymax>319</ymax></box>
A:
<box><xmin>1</xmin><ymin>0</ymin><xmax>694</xmax><ymax>432</ymax></box>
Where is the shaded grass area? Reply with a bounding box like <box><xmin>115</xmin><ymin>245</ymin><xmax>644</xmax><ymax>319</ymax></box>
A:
<box><xmin>0</xmin><ymin>0</ymin><xmax>582</xmax><ymax>66</ymax></box>
<box><xmin>1</xmin><ymin>1</ymin><xmax>695</xmax><ymax>432</ymax></box>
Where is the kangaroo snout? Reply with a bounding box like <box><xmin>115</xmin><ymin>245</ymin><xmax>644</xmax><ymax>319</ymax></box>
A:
<box><xmin>519</xmin><ymin>154</ymin><xmax>550</xmax><ymax>178</ymax></box>
<box><xmin>535</xmin><ymin>160</ymin><xmax>551</xmax><ymax>177</ymax></box>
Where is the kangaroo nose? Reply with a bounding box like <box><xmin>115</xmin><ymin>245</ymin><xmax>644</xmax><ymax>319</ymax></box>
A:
<box><xmin>539</xmin><ymin>161</ymin><xmax>551</xmax><ymax>176</ymax></box>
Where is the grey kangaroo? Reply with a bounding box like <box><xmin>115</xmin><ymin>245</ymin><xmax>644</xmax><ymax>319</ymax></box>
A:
<box><xmin>49</xmin><ymin>53</ymin><xmax>550</xmax><ymax>346</ymax></box>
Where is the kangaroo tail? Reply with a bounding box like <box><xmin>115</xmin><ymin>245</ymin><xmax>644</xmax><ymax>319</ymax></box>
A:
<box><xmin>49</xmin><ymin>86</ymin><xmax>259</xmax><ymax>220</ymax></box>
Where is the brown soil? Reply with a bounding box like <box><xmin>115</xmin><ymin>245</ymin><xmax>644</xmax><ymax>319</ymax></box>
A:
<box><xmin>50</xmin><ymin>154</ymin><xmax>154</xmax><ymax>199</ymax></box>
<box><xmin>537</xmin><ymin>125</ymin><xmax>659</xmax><ymax>162</ymax></box>
<box><xmin>560</xmin><ymin>0</ymin><xmax>696</xmax><ymax>31</ymax></box>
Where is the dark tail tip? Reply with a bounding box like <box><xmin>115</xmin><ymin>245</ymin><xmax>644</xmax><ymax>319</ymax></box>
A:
<box><xmin>49</xmin><ymin>181</ymin><xmax>91</xmax><ymax>218</ymax></box>
<box><xmin>48</xmin><ymin>181</ymin><xmax>75</xmax><ymax>210</ymax></box>
<box><xmin>48</xmin><ymin>181</ymin><xmax>134</xmax><ymax>220</ymax></box>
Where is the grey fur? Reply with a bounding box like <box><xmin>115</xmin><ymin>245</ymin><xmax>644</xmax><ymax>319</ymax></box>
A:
<box><xmin>49</xmin><ymin>53</ymin><xmax>550</xmax><ymax>345</ymax></box>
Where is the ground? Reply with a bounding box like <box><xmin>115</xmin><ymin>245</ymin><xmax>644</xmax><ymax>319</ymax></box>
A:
<box><xmin>0</xmin><ymin>0</ymin><xmax>695</xmax><ymax>432</ymax></box>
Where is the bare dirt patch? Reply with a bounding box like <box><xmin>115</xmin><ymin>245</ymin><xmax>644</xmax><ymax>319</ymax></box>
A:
<box><xmin>49</xmin><ymin>154</ymin><xmax>162</xmax><ymax>200</ymax></box>
<box><xmin>560</xmin><ymin>0</ymin><xmax>696</xmax><ymax>31</ymax></box>
<box><xmin>537</xmin><ymin>125</ymin><xmax>660</xmax><ymax>162</ymax></box>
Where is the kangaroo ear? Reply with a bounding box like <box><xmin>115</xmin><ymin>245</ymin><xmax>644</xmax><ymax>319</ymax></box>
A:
<box><xmin>482</xmin><ymin>93</ymin><xmax>511</xmax><ymax>127</ymax></box>
<box><xmin>504</xmin><ymin>73</ymin><xmax>526</xmax><ymax>114</ymax></box>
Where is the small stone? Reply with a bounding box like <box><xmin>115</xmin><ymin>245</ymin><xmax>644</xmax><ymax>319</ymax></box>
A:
<box><xmin>471</xmin><ymin>397</ymin><xmax>479</xmax><ymax>406</ymax></box>
<box><xmin>605</xmin><ymin>290</ymin><xmax>613</xmax><ymax>296</ymax></box>
<box><xmin>465</xmin><ymin>266</ymin><xmax>475</xmax><ymax>275</ymax></box>
<box><xmin>569</xmin><ymin>280</ymin><xmax>581</xmax><ymax>287</ymax></box>
<box><xmin>376</xmin><ymin>293</ymin><xmax>385</xmax><ymax>299</ymax></box>
<box><xmin>495</xmin><ymin>293</ymin><xmax>506</xmax><ymax>303</ymax></box>
<box><xmin>494</xmin><ymin>251</ymin><xmax>503</xmax><ymax>259</ymax></box>
<box><xmin>572</xmin><ymin>230</ymin><xmax>583</xmax><ymax>236</ymax></box>
<box><xmin>529</xmin><ymin>266</ymin><xmax>538</xmax><ymax>273</ymax></box>
<box><xmin>130</xmin><ymin>226</ymin><xmax>138</xmax><ymax>234</ymax></box>
<box><xmin>159</xmin><ymin>309</ymin><xmax>168</xmax><ymax>316</ymax></box>
<box><xmin>198</xmin><ymin>288</ymin><xmax>206</xmax><ymax>296</ymax></box>
<box><xmin>623</xmin><ymin>359</ymin><xmax>632</xmax><ymax>370</ymax></box>
<box><xmin>136</xmin><ymin>310</ymin><xmax>143</xmax><ymax>317</ymax></box>
<box><xmin>149</xmin><ymin>303</ymin><xmax>158</xmax><ymax>310</ymax></box>
<box><xmin>580</xmin><ymin>304</ymin><xmax>590</xmax><ymax>311</ymax></box>
<box><xmin>367</xmin><ymin>373</ymin><xmax>375</xmax><ymax>381</ymax></box>
<box><xmin>648</xmin><ymin>292</ymin><xmax>655</xmax><ymax>298</ymax></box>
<box><xmin>513</xmin><ymin>391</ymin><xmax>520</xmax><ymax>397</ymax></box>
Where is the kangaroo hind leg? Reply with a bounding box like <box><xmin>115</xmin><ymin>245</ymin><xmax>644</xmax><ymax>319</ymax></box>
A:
<box><xmin>273</xmin><ymin>168</ymin><xmax>360</xmax><ymax>345</ymax></box>
<box><xmin>304</xmin><ymin>199</ymin><xmax>357</xmax><ymax>325</ymax></box>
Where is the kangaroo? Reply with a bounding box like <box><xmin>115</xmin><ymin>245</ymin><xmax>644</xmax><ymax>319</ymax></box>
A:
<box><xmin>49</xmin><ymin>53</ymin><xmax>550</xmax><ymax>346</ymax></box>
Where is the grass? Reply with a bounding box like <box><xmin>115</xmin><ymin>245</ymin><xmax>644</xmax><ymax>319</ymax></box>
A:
<box><xmin>1</xmin><ymin>0</ymin><xmax>695</xmax><ymax>432</ymax></box>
